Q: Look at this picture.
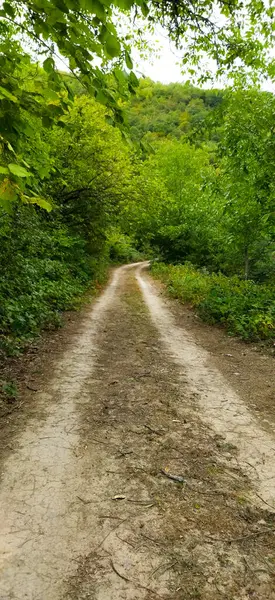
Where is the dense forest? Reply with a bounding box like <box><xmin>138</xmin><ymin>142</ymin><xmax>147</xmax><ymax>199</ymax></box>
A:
<box><xmin>1</xmin><ymin>0</ymin><xmax>275</xmax><ymax>362</ymax></box>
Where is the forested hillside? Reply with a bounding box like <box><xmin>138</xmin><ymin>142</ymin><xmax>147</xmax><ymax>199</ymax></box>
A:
<box><xmin>127</xmin><ymin>78</ymin><xmax>223</xmax><ymax>142</ymax></box>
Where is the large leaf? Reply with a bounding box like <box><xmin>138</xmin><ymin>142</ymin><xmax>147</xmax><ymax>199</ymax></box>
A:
<box><xmin>43</xmin><ymin>57</ymin><xmax>55</xmax><ymax>73</ymax></box>
<box><xmin>105</xmin><ymin>34</ymin><xmax>121</xmax><ymax>58</ymax></box>
<box><xmin>125</xmin><ymin>50</ymin><xmax>133</xmax><ymax>70</ymax></box>
<box><xmin>84</xmin><ymin>0</ymin><xmax>106</xmax><ymax>20</ymax></box>
<box><xmin>8</xmin><ymin>163</ymin><xmax>31</xmax><ymax>178</ymax></box>
<box><xmin>27</xmin><ymin>196</ymin><xmax>53</xmax><ymax>211</ymax></box>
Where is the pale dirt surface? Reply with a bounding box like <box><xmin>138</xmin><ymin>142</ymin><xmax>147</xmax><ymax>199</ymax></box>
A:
<box><xmin>0</xmin><ymin>263</ymin><xmax>275</xmax><ymax>600</ymax></box>
<box><xmin>137</xmin><ymin>264</ymin><xmax>275</xmax><ymax>510</ymax></box>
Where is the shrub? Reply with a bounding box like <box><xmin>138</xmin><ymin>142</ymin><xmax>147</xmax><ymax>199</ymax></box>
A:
<box><xmin>151</xmin><ymin>262</ymin><xmax>275</xmax><ymax>341</ymax></box>
<box><xmin>0</xmin><ymin>206</ymin><xmax>109</xmax><ymax>357</ymax></box>
<box><xmin>107</xmin><ymin>228</ymin><xmax>143</xmax><ymax>263</ymax></box>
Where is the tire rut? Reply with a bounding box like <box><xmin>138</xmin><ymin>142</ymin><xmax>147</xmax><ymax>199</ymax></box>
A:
<box><xmin>0</xmin><ymin>263</ymin><xmax>274</xmax><ymax>600</ymax></box>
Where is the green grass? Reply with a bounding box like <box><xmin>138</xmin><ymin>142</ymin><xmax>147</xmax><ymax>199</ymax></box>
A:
<box><xmin>151</xmin><ymin>262</ymin><xmax>275</xmax><ymax>341</ymax></box>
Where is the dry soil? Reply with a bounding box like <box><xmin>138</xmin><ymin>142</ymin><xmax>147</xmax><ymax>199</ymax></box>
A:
<box><xmin>0</xmin><ymin>262</ymin><xmax>275</xmax><ymax>600</ymax></box>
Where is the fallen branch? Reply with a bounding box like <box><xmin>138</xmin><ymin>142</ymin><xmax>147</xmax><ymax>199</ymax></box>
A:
<box><xmin>255</xmin><ymin>492</ymin><xmax>275</xmax><ymax>511</ymax></box>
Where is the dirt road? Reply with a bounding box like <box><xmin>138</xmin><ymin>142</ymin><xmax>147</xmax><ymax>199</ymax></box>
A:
<box><xmin>0</xmin><ymin>262</ymin><xmax>275</xmax><ymax>599</ymax></box>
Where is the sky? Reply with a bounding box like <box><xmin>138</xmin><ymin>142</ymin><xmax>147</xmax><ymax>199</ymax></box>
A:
<box><xmin>54</xmin><ymin>20</ymin><xmax>275</xmax><ymax>93</ymax></box>
<box><xmin>132</xmin><ymin>26</ymin><xmax>275</xmax><ymax>93</ymax></box>
<box><xmin>134</xmin><ymin>31</ymin><xmax>184</xmax><ymax>84</ymax></box>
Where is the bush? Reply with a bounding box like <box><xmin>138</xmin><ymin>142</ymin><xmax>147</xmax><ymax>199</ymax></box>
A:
<box><xmin>0</xmin><ymin>206</ymin><xmax>109</xmax><ymax>356</ymax></box>
<box><xmin>107</xmin><ymin>228</ymin><xmax>143</xmax><ymax>263</ymax></box>
<box><xmin>151</xmin><ymin>262</ymin><xmax>275</xmax><ymax>341</ymax></box>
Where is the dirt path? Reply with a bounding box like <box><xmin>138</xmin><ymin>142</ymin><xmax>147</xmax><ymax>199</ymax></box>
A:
<box><xmin>0</xmin><ymin>263</ymin><xmax>275</xmax><ymax>599</ymax></box>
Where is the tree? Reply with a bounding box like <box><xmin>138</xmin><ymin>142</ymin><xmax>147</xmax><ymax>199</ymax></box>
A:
<box><xmin>219</xmin><ymin>88</ymin><xmax>275</xmax><ymax>279</ymax></box>
<box><xmin>46</xmin><ymin>95</ymin><xmax>136</xmax><ymax>255</ymax></box>
<box><xmin>1</xmin><ymin>0</ymin><xmax>275</xmax><ymax>209</ymax></box>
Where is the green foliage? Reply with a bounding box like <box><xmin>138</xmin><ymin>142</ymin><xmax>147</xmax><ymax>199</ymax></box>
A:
<box><xmin>152</xmin><ymin>263</ymin><xmax>275</xmax><ymax>341</ymax></box>
<box><xmin>127</xmin><ymin>79</ymin><xmax>222</xmax><ymax>143</ymax></box>
<box><xmin>1</xmin><ymin>2</ymin><xmax>275</xmax><ymax>358</ymax></box>
<box><xmin>0</xmin><ymin>92</ymin><xmax>137</xmax><ymax>357</ymax></box>
<box><xmin>107</xmin><ymin>228</ymin><xmax>143</xmax><ymax>262</ymax></box>
<box><xmin>126</xmin><ymin>83</ymin><xmax>275</xmax><ymax>287</ymax></box>
<box><xmin>0</xmin><ymin>0</ymin><xmax>274</xmax><ymax>213</ymax></box>
<box><xmin>0</xmin><ymin>205</ymin><xmax>91</xmax><ymax>355</ymax></box>
<box><xmin>1</xmin><ymin>380</ymin><xmax>18</xmax><ymax>400</ymax></box>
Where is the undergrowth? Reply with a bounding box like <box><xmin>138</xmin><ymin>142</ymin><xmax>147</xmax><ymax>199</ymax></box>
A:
<box><xmin>151</xmin><ymin>262</ymin><xmax>275</xmax><ymax>341</ymax></box>
<box><xmin>0</xmin><ymin>207</ymin><xmax>109</xmax><ymax>358</ymax></box>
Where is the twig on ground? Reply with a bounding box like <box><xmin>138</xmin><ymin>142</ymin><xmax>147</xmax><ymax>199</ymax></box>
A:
<box><xmin>145</xmin><ymin>424</ymin><xmax>163</xmax><ymax>435</ymax></box>
<box><xmin>168</xmin><ymin>446</ymin><xmax>186</xmax><ymax>458</ymax></box>
<box><xmin>26</xmin><ymin>384</ymin><xmax>38</xmax><ymax>391</ymax></box>
<box><xmin>0</xmin><ymin>401</ymin><xmax>23</xmax><ymax>421</ymax></box>
<box><xmin>134</xmin><ymin>371</ymin><xmax>151</xmax><ymax>379</ymax></box>
<box><xmin>77</xmin><ymin>496</ymin><xmax>94</xmax><ymax>504</ymax></box>
<box><xmin>110</xmin><ymin>559</ymin><xmax>131</xmax><ymax>582</ymax></box>
<box><xmin>96</xmin><ymin>517</ymin><xmax>129</xmax><ymax>551</ymax></box>
<box><xmin>186</xmin><ymin>484</ymin><xmax>229</xmax><ymax>496</ymax></box>
<box><xmin>99</xmin><ymin>515</ymin><xmax>125</xmax><ymax>520</ymax></box>
<box><xmin>116</xmin><ymin>534</ymin><xmax>136</xmax><ymax>547</ymax></box>
<box><xmin>110</xmin><ymin>559</ymin><xmax>165</xmax><ymax>598</ymax></box>
<box><xmin>151</xmin><ymin>559</ymin><xmax>178</xmax><ymax>578</ymax></box>
<box><xmin>127</xmin><ymin>499</ymin><xmax>155</xmax><ymax>506</ymax></box>
<box><xmin>140</xmin><ymin>533</ymin><xmax>163</xmax><ymax>546</ymax></box>
<box><xmin>90</xmin><ymin>437</ymin><xmax>119</xmax><ymax>448</ymax></box>
<box><xmin>255</xmin><ymin>492</ymin><xmax>275</xmax><ymax>511</ymax></box>
<box><xmin>207</xmin><ymin>527</ymin><xmax>275</xmax><ymax>544</ymax></box>
<box><xmin>161</xmin><ymin>469</ymin><xmax>185</xmax><ymax>483</ymax></box>
<box><xmin>116</xmin><ymin>450</ymin><xmax>133</xmax><ymax>458</ymax></box>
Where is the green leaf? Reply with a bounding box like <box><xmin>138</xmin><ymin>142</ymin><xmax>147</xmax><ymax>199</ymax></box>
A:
<box><xmin>43</xmin><ymin>89</ymin><xmax>61</xmax><ymax>104</ymax></box>
<box><xmin>0</xmin><ymin>178</ymin><xmax>18</xmax><ymax>208</ymax></box>
<box><xmin>84</xmin><ymin>0</ymin><xmax>105</xmax><ymax>20</ymax></box>
<box><xmin>125</xmin><ymin>50</ymin><xmax>133</xmax><ymax>70</ymax></box>
<box><xmin>6</xmin><ymin>141</ymin><xmax>16</xmax><ymax>155</ymax></box>
<box><xmin>140</xmin><ymin>1</ymin><xmax>149</xmax><ymax>17</ymax></box>
<box><xmin>43</xmin><ymin>57</ymin><xmax>55</xmax><ymax>73</ymax></box>
<box><xmin>27</xmin><ymin>196</ymin><xmax>53</xmax><ymax>211</ymax></box>
<box><xmin>3</xmin><ymin>1</ymin><xmax>15</xmax><ymax>18</ymax></box>
<box><xmin>0</xmin><ymin>166</ymin><xmax>9</xmax><ymax>175</ymax></box>
<box><xmin>115</xmin><ymin>0</ymin><xmax>133</xmax><ymax>8</ymax></box>
<box><xmin>0</xmin><ymin>86</ymin><xmax>18</xmax><ymax>103</ymax></box>
<box><xmin>42</xmin><ymin>115</ymin><xmax>54</xmax><ymax>128</ymax></box>
<box><xmin>105</xmin><ymin>34</ymin><xmax>121</xmax><ymax>58</ymax></box>
<box><xmin>129</xmin><ymin>70</ymin><xmax>139</xmax><ymax>87</ymax></box>
<box><xmin>113</xmin><ymin>67</ymin><xmax>127</xmax><ymax>85</ymax></box>
<box><xmin>8</xmin><ymin>164</ymin><xmax>31</xmax><ymax>178</ymax></box>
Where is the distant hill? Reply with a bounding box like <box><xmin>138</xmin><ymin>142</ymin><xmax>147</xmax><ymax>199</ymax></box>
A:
<box><xmin>127</xmin><ymin>79</ymin><xmax>223</xmax><ymax>143</ymax></box>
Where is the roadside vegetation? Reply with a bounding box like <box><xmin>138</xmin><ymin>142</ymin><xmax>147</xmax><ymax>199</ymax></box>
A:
<box><xmin>152</xmin><ymin>263</ymin><xmax>275</xmax><ymax>341</ymax></box>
